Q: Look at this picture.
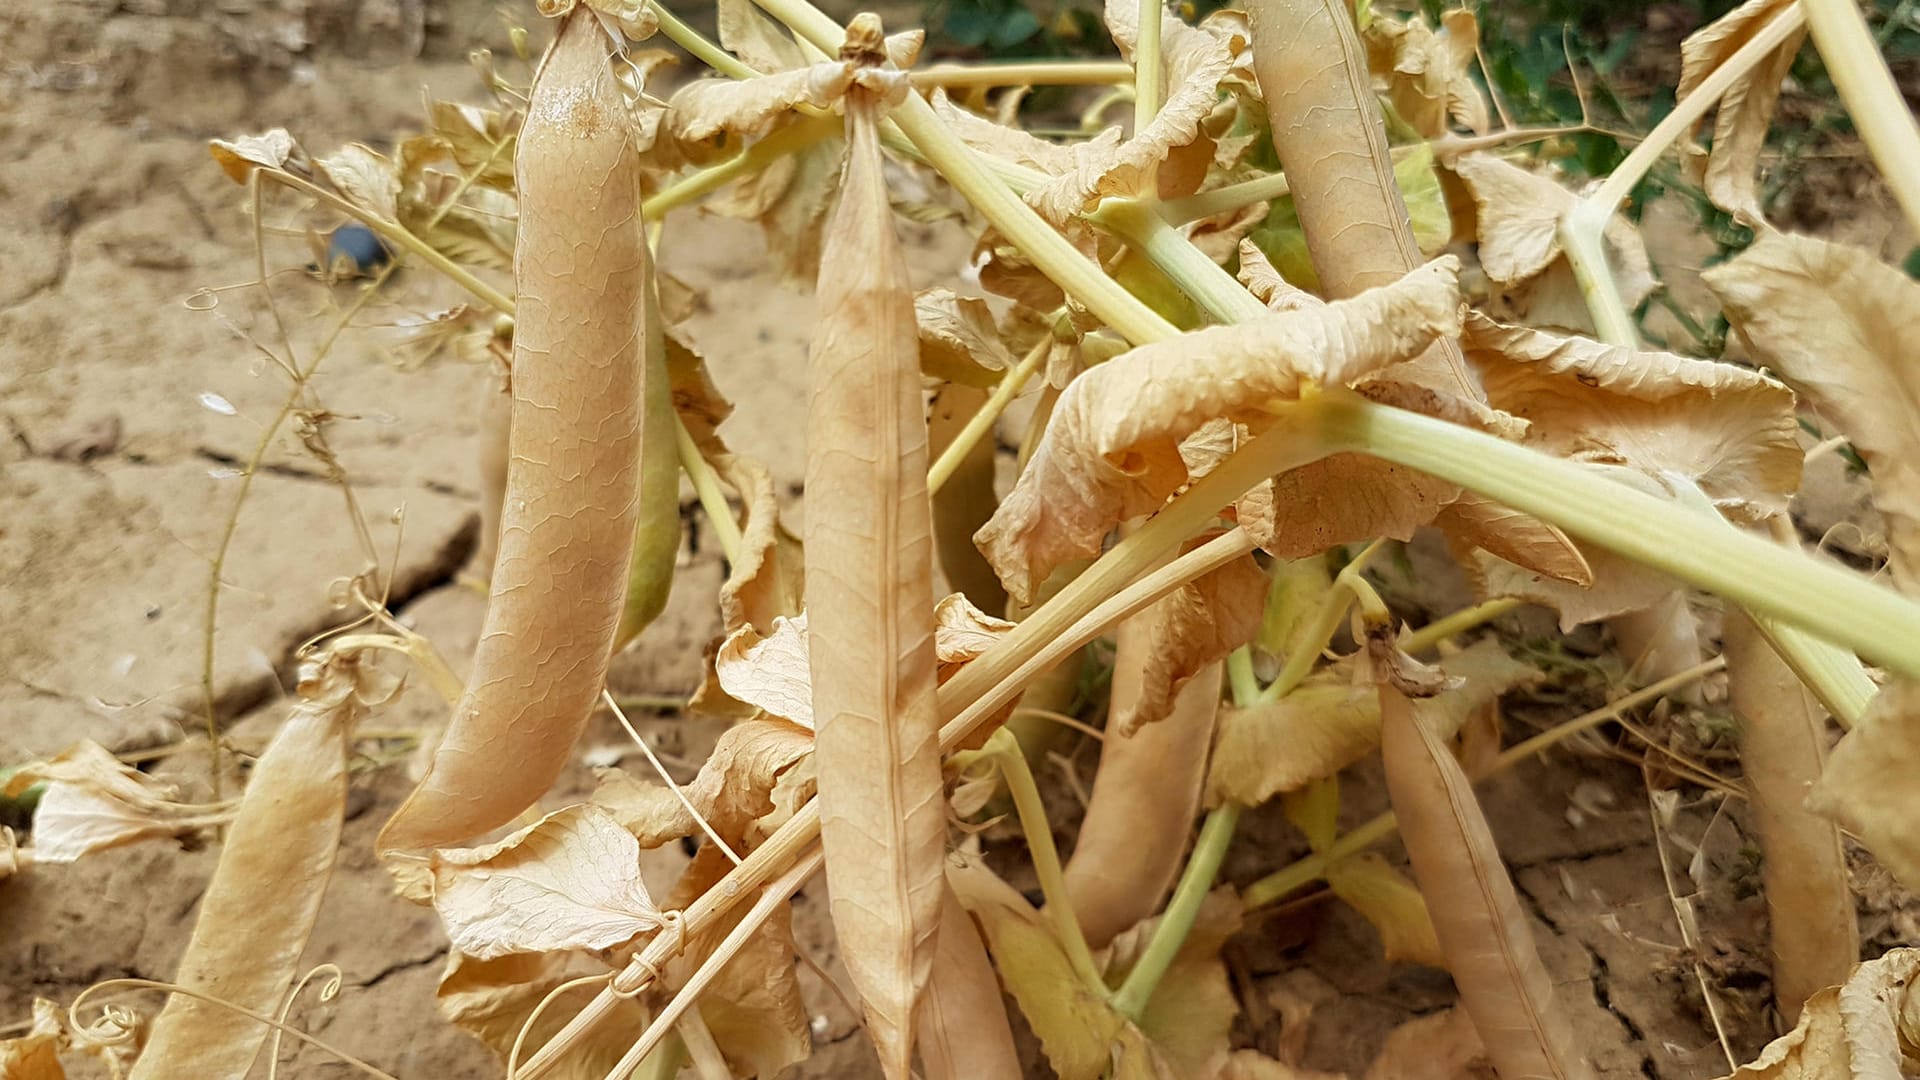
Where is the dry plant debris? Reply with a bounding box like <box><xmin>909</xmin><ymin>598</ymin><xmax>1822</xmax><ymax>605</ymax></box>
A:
<box><xmin>14</xmin><ymin>0</ymin><xmax>1920</xmax><ymax>1077</ymax></box>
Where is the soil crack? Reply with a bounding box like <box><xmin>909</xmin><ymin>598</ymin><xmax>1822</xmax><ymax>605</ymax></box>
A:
<box><xmin>353</xmin><ymin>946</ymin><xmax>448</xmax><ymax>990</ymax></box>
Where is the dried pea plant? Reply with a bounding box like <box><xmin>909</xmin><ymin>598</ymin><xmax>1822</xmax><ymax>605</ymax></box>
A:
<box><xmin>16</xmin><ymin>0</ymin><xmax>1920</xmax><ymax>1076</ymax></box>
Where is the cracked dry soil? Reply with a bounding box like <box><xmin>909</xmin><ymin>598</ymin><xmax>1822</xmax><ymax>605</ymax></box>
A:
<box><xmin>4</xmin><ymin>0</ymin><xmax>1917</xmax><ymax>1077</ymax></box>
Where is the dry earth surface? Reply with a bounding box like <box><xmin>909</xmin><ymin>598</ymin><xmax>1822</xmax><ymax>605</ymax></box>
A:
<box><xmin>4</xmin><ymin>0</ymin><xmax>1919</xmax><ymax>1077</ymax></box>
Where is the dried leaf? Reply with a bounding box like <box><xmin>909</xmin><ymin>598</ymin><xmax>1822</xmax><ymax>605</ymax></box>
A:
<box><xmin>932</xmin><ymin>593</ymin><xmax>1020</xmax><ymax>669</ymax></box>
<box><xmin>0</xmin><ymin>999</ymin><xmax>66</xmax><ymax>1080</ymax></box>
<box><xmin>133</xmin><ymin>650</ymin><xmax>384</xmax><ymax>1080</ymax></box>
<box><xmin>715</xmin><ymin>453</ymin><xmax>806</xmax><ymax>635</ymax></box>
<box><xmin>426</xmin><ymin>100</ymin><xmax>519</xmax><ymax>190</ymax></box>
<box><xmin>1703</xmin><ymin>231</ymin><xmax>1920</xmax><ymax>589</ymax></box>
<box><xmin>715</xmin><ymin>614</ymin><xmax>818</xmax><ymax>726</ymax></box>
<box><xmin>1363</xmin><ymin>9</ymin><xmax>1491</xmax><ymax>138</ymax></box>
<box><xmin>1469</xmin><ymin>530</ymin><xmax>1681</xmax><ymax>631</ymax></box>
<box><xmin>1725</xmin><ymin>612</ymin><xmax>1856</xmax><ymax>1020</ymax></box>
<box><xmin>1716</xmin><ymin>948</ymin><xmax>1920</xmax><ymax>1079</ymax></box>
<box><xmin>714</xmin><ymin>601</ymin><xmax>1011</xmax><ymax>729</ymax></box>
<box><xmin>591</xmin><ymin>717</ymin><xmax>814</xmax><ymax>850</ymax></box>
<box><xmin>803</xmin><ymin>33</ymin><xmax>945</xmax><ymax>1076</ymax></box>
<box><xmin>1113</xmin><ymin>547</ymin><xmax>1267</xmax><ymax>735</ymax></box>
<box><xmin>437</xmin><ymin>951</ymin><xmax>649</xmax><ymax>1080</ymax></box>
<box><xmin>430</xmin><ymin>804</ymin><xmax>665</xmax><ymax>960</ymax></box>
<box><xmin>666</xmin><ymin>64</ymin><xmax>856</xmax><ymax>145</ymax></box>
<box><xmin>1435</xmin><ymin>493</ymin><xmax>1592</xmax><ymax>587</ymax></box>
<box><xmin>14</xmin><ymin>743</ymin><xmax>220</xmax><ymax>863</ymax></box>
<box><xmin>1207</xmin><ymin>640</ymin><xmax>1539</xmax><ymax>806</ymax></box>
<box><xmin>1452</xmin><ymin>153</ymin><xmax>1657</xmax><ymax>325</ymax></box>
<box><xmin>717</xmin><ymin>0</ymin><xmax>807</xmax><ymax>72</ymax></box>
<box><xmin>1364</xmin><ymin>1008</ymin><xmax>1489</xmax><ymax>1080</ymax></box>
<box><xmin>208</xmin><ymin>128</ymin><xmax>307</xmax><ymax>183</ymax></box>
<box><xmin>694</xmin><ymin>891</ymin><xmax>812</xmax><ymax>1079</ymax></box>
<box><xmin>1377</xmin><ymin>664</ymin><xmax>1592</xmax><ymax>1080</ymax></box>
<box><xmin>1325</xmin><ymin>853</ymin><xmax>1445</xmax><ymax>966</ymax></box>
<box><xmin>315</xmin><ymin>143</ymin><xmax>400</xmax><ymax>220</ymax></box>
<box><xmin>379</xmin><ymin>12</ymin><xmax>646</xmax><ymax>852</ymax></box>
<box><xmin>977</xmin><ymin>258</ymin><xmax>1463</xmax><ymax>605</ymax></box>
<box><xmin>1679</xmin><ymin>0</ymin><xmax>1805</xmax><ymax>227</ymax></box>
<box><xmin>1463</xmin><ymin>313</ymin><xmax>1802</xmax><ymax>521</ymax></box>
<box><xmin>1808</xmin><ymin>682</ymin><xmax>1920</xmax><ymax>893</ymax></box>
<box><xmin>1025</xmin><ymin>9</ymin><xmax>1240</xmax><ymax>222</ymax></box>
<box><xmin>917</xmin><ymin>288</ymin><xmax>1016</xmax><ymax>388</ymax></box>
<box><xmin>933</xmin><ymin>90</ymin><xmax>1087</xmax><ymax>175</ymax></box>
<box><xmin>1225</xmin><ymin>1049</ymin><xmax>1349</xmax><ymax>1080</ymax></box>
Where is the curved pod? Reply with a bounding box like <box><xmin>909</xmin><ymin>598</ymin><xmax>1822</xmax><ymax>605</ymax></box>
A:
<box><xmin>381</xmin><ymin>9</ymin><xmax>645</xmax><ymax>851</ymax></box>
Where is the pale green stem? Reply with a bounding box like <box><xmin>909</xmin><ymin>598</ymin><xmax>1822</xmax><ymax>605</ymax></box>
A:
<box><xmin>1080</xmin><ymin>85</ymin><xmax>1138</xmax><ymax>133</ymax></box>
<box><xmin>1110</xmin><ymin>802</ymin><xmax>1241</xmax><ymax>1019</ymax></box>
<box><xmin>749</xmin><ymin>0</ymin><xmax>1176</xmax><ymax>345</ymax></box>
<box><xmin>1134</xmin><ymin>0</ymin><xmax>1163</xmax><ymax>134</ymax></box>
<box><xmin>913</xmin><ymin>60</ymin><xmax>1135</xmax><ymax>88</ymax></box>
<box><xmin>928</xmin><ymin>334</ymin><xmax>1050</xmax><ymax>495</ymax></box>
<box><xmin>1751</xmin><ymin>516</ymin><xmax>1875</xmax><ymax>729</ymax></box>
<box><xmin>1092</xmin><ymin>197</ymin><xmax>1269</xmax><ymax>323</ymax></box>
<box><xmin>1804</xmin><ymin>0</ymin><xmax>1920</xmax><ymax>237</ymax></box>
<box><xmin>1403</xmin><ymin>597</ymin><xmax>1523</xmax><ymax>654</ymax></box>
<box><xmin>1561</xmin><ymin>0</ymin><xmax>1807</xmax><ymax>347</ymax></box>
<box><xmin>1226</xmin><ymin>647</ymin><xmax>1261</xmax><ymax>704</ymax></box>
<box><xmin>1241</xmin><ymin>655</ymin><xmax>1727</xmax><ymax>908</ymax></box>
<box><xmin>645</xmin><ymin>113</ymin><xmax>838</xmax><ymax>221</ymax></box>
<box><xmin>1158</xmin><ymin>170</ymin><xmax>1293</xmax><ymax>224</ymax></box>
<box><xmin>1319</xmin><ymin>394</ymin><xmax>1920</xmax><ymax>680</ymax></box>
<box><xmin>960</xmin><ymin>729</ymin><xmax>1109</xmax><ymax>995</ymax></box>
<box><xmin>1753</xmin><ymin>618</ymin><xmax>1875</xmax><ymax>730</ymax></box>
<box><xmin>653</xmin><ymin>2</ymin><xmax>759</xmax><ymax>80</ymax></box>
<box><xmin>674</xmin><ymin>419</ymin><xmax>743</xmax><ymax>564</ymax></box>
<box><xmin>1257</xmin><ymin>540</ymin><xmax>1388</xmax><ymax>705</ymax></box>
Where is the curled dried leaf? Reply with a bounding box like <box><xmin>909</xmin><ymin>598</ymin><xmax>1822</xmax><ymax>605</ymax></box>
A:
<box><xmin>1024</xmin><ymin>16</ymin><xmax>1240</xmax><ymax>221</ymax></box>
<box><xmin>1113</xmin><ymin>546</ymin><xmax>1267</xmax><ymax>735</ymax></box>
<box><xmin>430</xmin><ymin>804</ymin><xmax>665</xmax><ymax>960</ymax></box>
<box><xmin>1807</xmin><ymin>683</ymin><xmax>1920</xmax><ymax>893</ymax></box>
<box><xmin>1717</xmin><ymin>948</ymin><xmax>1920</xmax><ymax>1079</ymax></box>
<box><xmin>1363</xmin><ymin>9</ymin><xmax>1491</xmax><ymax>139</ymax></box>
<box><xmin>0</xmin><ymin>999</ymin><xmax>64</xmax><ymax>1079</ymax></box>
<box><xmin>209</xmin><ymin>128</ymin><xmax>308</xmax><ymax>183</ymax></box>
<box><xmin>438</xmin><ymin>950</ymin><xmax>650</xmax><ymax>1080</ymax></box>
<box><xmin>1703</xmin><ymin>231</ymin><xmax>1920</xmax><ymax>590</ymax></box>
<box><xmin>715</xmin><ymin>614</ymin><xmax>817</xmax><ymax>727</ymax></box>
<box><xmin>714</xmin><ymin>453</ymin><xmax>806</xmax><ymax>635</ymax></box>
<box><xmin>1462</xmin><ymin>312</ymin><xmax>1802</xmax><ymax>522</ymax></box>
<box><xmin>591</xmin><ymin>717</ymin><xmax>814</xmax><ymax>850</ymax></box>
<box><xmin>1452</xmin><ymin>153</ymin><xmax>1656</xmax><ymax>329</ymax></box>
<box><xmin>977</xmin><ymin>257</ymin><xmax>1463</xmax><ymax>604</ymax></box>
<box><xmin>917</xmin><ymin>287</ymin><xmax>1017</xmax><ymax>388</ymax></box>
<box><xmin>315</xmin><ymin>143</ymin><xmax>400</xmax><ymax>220</ymax></box>
<box><xmin>11</xmin><ymin>743</ymin><xmax>222</xmax><ymax>863</ymax></box>
<box><xmin>667</xmin><ymin>64</ymin><xmax>857</xmax><ymax>145</ymax></box>
<box><xmin>1679</xmin><ymin>0</ymin><xmax>1805</xmax><ymax>227</ymax></box>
